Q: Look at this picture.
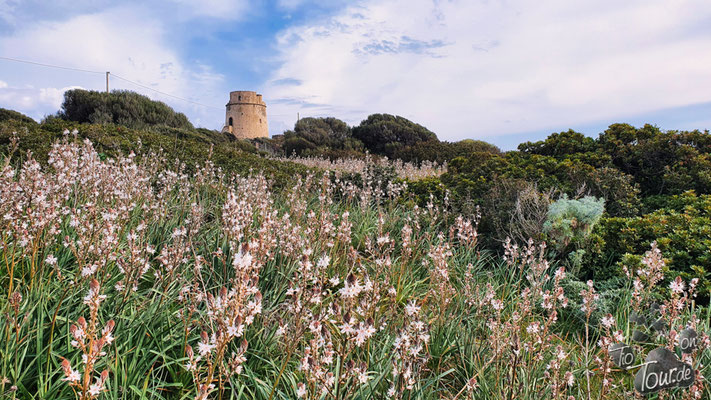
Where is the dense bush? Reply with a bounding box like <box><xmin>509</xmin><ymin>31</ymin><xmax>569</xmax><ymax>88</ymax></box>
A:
<box><xmin>59</xmin><ymin>89</ymin><xmax>194</xmax><ymax>130</ymax></box>
<box><xmin>587</xmin><ymin>191</ymin><xmax>711</xmax><ymax>294</ymax></box>
<box><xmin>0</xmin><ymin>108</ymin><xmax>36</xmax><ymax>124</ymax></box>
<box><xmin>283</xmin><ymin>117</ymin><xmax>365</xmax><ymax>157</ymax></box>
<box><xmin>278</xmin><ymin>114</ymin><xmax>500</xmax><ymax>164</ymax></box>
<box><xmin>393</xmin><ymin>138</ymin><xmax>501</xmax><ymax>164</ymax></box>
<box><xmin>352</xmin><ymin>113</ymin><xmax>438</xmax><ymax>158</ymax></box>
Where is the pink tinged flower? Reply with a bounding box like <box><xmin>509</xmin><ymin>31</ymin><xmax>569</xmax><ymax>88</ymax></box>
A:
<box><xmin>526</xmin><ymin>322</ymin><xmax>540</xmax><ymax>334</ymax></box>
<box><xmin>296</xmin><ymin>382</ymin><xmax>307</xmax><ymax>398</ymax></box>
<box><xmin>88</xmin><ymin>383</ymin><xmax>102</xmax><ymax>396</ymax></box>
<box><xmin>60</xmin><ymin>358</ymin><xmax>80</xmax><ymax>382</ymax></box>
<box><xmin>227</xmin><ymin>324</ymin><xmax>244</xmax><ymax>338</ymax></box>
<box><xmin>613</xmin><ymin>330</ymin><xmax>625</xmax><ymax>342</ymax></box>
<box><xmin>358</xmin><ymin>371</ymin><xmax>368</xmax><ymax>384</ymax></box>
<box><xmin>45</xmin><ymin>254</ymin><xmax>57</xmax><ymax>265</ymax></box>
<box><xmin>491</xmin><ymin>299</ymin><xmax>503</xmax><ymax>311</ymax></box>
<box><xmin>66</xmin><ymin>370</ymin><xmax>80</xmax><ymax>383</ymax></box>
<box><xmin>670</xmin><ymin>277</ymin><xmax>685</xmax><ymax>294</ymax></box>
<box><xmin>405</xmin><ymin>301</ymin><xmax>420</xmax><ymax>316</ymax></box>
<box><xmin>601</xmin><ymin>314</ymin><xmax>615</xmax><ymax>329</ymax></box>
<box><xmin>565</xmin><ymin>371</ymin><xmax>575</xmax><ymax>387</ymax></box>
<box><xmin>198</xmin><ymin>341</ymin><xmax>215</xmax><ymax>356</ymax></box>
<box><xmin>317</xmin><ymin>255</ymin><xmax>330</xmax><ymax>269</ymax></box>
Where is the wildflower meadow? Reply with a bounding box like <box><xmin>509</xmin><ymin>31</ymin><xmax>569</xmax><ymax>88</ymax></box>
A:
<box><xmin>1</xmin><ymin>132</ymin><xmax>709</xmax><ymax>399</ymax></box>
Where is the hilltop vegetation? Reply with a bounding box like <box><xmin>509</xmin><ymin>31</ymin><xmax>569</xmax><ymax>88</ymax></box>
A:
<box><xmin>0</xmin><ymin>107</ymin><xmax>308</xmax><ymax>189</ymax></box>
<box><xmin>282</xmin><ymin>114</ymin><xmax>500</xmax><ymax>163</ymax></box>
<box><xmin>58</xmin><ymin>89</ymin><xmax>194</xmax><ymax>130</ymax></box>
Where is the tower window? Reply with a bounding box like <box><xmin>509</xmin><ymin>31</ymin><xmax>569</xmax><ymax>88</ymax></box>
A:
<box><xmin>238</xmin><ymin>95</ymin><xmax>241</xmax><ymax>101</ymax></box>
<box><xmin>229</xmin><ymin>117</ymin><xmax>233</xmax><ymax>126</ymax></box>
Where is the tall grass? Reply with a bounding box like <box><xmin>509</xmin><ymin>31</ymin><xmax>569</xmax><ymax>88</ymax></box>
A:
<box><xmin>0</xmin><ymin>134</ymin><xmax>708</xmax><ymax>399</ymax></box>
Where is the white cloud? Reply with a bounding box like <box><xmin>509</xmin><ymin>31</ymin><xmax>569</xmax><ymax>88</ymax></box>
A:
<box><xmin>0</xmin><ymin>5</ymin><xmax>225</xmax><ymax>127</ymax></box>
<box><xmin>0</xmin><ymin>83</ymin><xmax>81</xmax><ymax>120</ymax></box>
<box><xmin>266</xmin><ymin>0</ymin><xmax>711</xmax><ymax>140</ymax></box>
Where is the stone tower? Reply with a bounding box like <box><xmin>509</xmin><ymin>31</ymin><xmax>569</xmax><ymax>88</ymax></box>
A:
<box><xmin>222</xmin><ymin>91</ymin><xmax>268</xmax><ymax>139</ymax></box>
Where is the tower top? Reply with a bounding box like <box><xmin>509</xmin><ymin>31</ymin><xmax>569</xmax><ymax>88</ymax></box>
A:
<box><xmin>227</xmin><ymin>91</ymin><xmax>265</xmax><ymax>106</ymax></box>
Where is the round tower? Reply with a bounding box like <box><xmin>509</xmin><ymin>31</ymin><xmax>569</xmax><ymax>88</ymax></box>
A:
<box><xmin>222</xmin><ymin>91</ymin><xmax>268</xmax><ymax>139</ymax></box>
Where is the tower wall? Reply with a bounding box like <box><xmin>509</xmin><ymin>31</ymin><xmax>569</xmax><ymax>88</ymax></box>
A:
<box><xmin>222</xmin><ymin>91</ymin><xmax>268</xmax><ymax>139</ymax></box>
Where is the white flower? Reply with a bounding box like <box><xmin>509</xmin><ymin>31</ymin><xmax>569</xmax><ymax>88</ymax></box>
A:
<box><xmin>358</xmin><ymin>371</ymin><xmax>368</xmax><ymax>384</ymax></box>
<box><xmin>354</xmin><ymin>324</ymin><xmax>376</xmax><ymax>347</ymax></box>
<box><xmin>405</xmin><ymin>301</ymin><xmax>420</xmax><ymax>316</ymax></box>
<box><xmin>45</xmin><ymin>255</ymin><xmax>58</xmax><ymax>265</ymax></box>
<box><xmin>227</xmin><ymin>324</ymin><xmax>243</xmax><ymax>338</ymax></box>
<box><xmin>296</xmin><ymin>382</ymin><xmax>307</xmax><ymax>398</ymax></box>
<box><xmin>601</xmin><ymin>314</ymin><xmax>615</xmax><ymax>329</ymax></box>
<box><xmin>198</xmin><ymin>341</ymin><xmax>215</xmax><ymax>356</ymax></box>
<box><xmin>63</xmin><ymin>370</ymin><xmax>80</xmax><ymax>382</ymax></box>
<box><xmin>526</xmin><ymin>322</ymin><xmax>540</xmax><ymax>334</ymax></box>
<box><xmin>339</xmin><ymin>278</ymin><xmax>363</xmax><ymax>298</ymax></box>
<box><xmin>88</xmin><ymin>383</ymin><xmax>102</xmax><ymax>396</ymax></box>
<box><xmin>669</xmin><ymin>278</ymin><xmax>685</xmax><ymax>294</ymax></box>
<box><xmin>565</xmin><ymin>371</ymin><xmax>575</xmax><ymax>387</ymax></box>
<box><xmin>317</xmin><ymin>255</ymin><xmax>330</xmax><ymax>269</ymax></box>
<box><xmin>491</xmin><ymin>299</ymin><xmax>504</xmax><ymax>311</ymax></box>
<box><xmin>276</xmin><ymin>325</ymin><xmax>287</xmax><ymax>336</ymax></box>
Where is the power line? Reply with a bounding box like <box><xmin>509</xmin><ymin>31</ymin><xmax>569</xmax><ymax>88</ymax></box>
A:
<box><xmin>0</xmin><ymin>56</ymin><xmax>104</xmax><ymax>74</ymax></box>
<box><xmin>111</xmin><ymin>73</ymin><xmax>222</xmax><ymax>110</ymax></box>
<box><xmin>0</xmin><ymin>56</ymin><xmax>223</xmax><ymax>110</ymax></box>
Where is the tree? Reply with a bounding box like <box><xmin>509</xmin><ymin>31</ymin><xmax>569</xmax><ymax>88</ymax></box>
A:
<box><xmin>352</xmin><ymin>114</ymin><xmax>438</xmax><ymax>158</ymax></box>
<box><xmin>282</xmin><ymin>117</ymin><xmax>363</xmax><ymax>157</ymax></box>
<box><xmin>59</xmin><ymin>89</ymin><xmax>194</xmax><ymax>130</ymax></box>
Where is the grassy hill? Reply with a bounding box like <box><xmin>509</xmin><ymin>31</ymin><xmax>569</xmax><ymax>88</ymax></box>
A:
<box><xmin>0</xmin><ymin>109</ymin><xmax>308</xmax><ymax>189</ymax></box>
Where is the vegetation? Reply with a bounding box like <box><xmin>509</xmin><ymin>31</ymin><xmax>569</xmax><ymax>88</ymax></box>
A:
<box><xmin>58</xmin><ymin>89</ymin><xmax>194</xmax><ymax>131</ymax></box>
<box><xmin>283</xmin><ymin>117</ymin><xmax>363</xmax><ymax>158</ymax></box>
<box><xmin>280</xmin><ymin>115</ymin><xmax>500</xmax><ymax>164</ymax></box>
<box><xmin>0</xmin><ymin>136</ymin><xmax>708</xmax><ymax>400</ymax></box>
<box><xmin>432</xmin><ymin>125</ymin><xmax>711</xmax><ymax>294</ymax></box>
<box><xmin>1</xmin><ymin>92</ymin><xmax>710</xmax><ymax>399</ymax></box>
<box><xmin>0</xmin><ymin>116</ymin><xmax>308</xmax><ymax>190</ymax></box>
<box><xmin>0</xmin><ymin>108</ymin><xmax>36</xmax><ymax>125</ymax></box>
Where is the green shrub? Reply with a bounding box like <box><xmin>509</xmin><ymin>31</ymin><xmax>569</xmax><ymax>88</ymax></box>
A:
<box><xmin>59</xmin><ymin>89</ymin><xmax>194</xmax><ymax>130</ymax></box>
<box><xmin>352</xmin><ymin>113</ymin><xmax>438</xmax><ymax>158</ymax></box>
<box><xmin>0</xmin><ymin>108</ymin><xmax>36</xmax><ymax>124</ymax></box>
<box><xmin>587</xmin><ymin>191</ymin><xmax>711</xmax><ymax>293</ymax></box>
<box><xmin>543</xmin><ymin>195</ymin><xmax>605</xmax><ymax>275</ymax></box>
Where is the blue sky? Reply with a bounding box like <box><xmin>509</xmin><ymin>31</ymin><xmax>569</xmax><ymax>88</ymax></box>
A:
<box><xmin>1</xmin><ymin>0</ymin><xmax>710</xmax><ymax>150</ymax></box>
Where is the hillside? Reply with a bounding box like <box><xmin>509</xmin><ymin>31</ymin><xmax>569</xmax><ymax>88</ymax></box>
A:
<box><xmin>0</xmin><ymin>109</ymin><xmax>309</xmax><ymax>189</ymax></box>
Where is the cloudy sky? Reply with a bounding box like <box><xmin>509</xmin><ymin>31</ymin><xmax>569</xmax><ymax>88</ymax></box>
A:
<box><xmin>1</xmin><ymin>0</ymin><xmax>710</xmax><ymax>149</ymax></box>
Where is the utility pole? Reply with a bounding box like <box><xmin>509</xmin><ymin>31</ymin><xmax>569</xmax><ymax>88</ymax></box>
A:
<box><xmin>106</xmin><ymin>71</ymin><xmax>110</xmax><ymax>93</ymax></box>
<box><xmin>297</xmin><ymin>112</ymin><xmax>300</xmax><ymax>122</ymax></box>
